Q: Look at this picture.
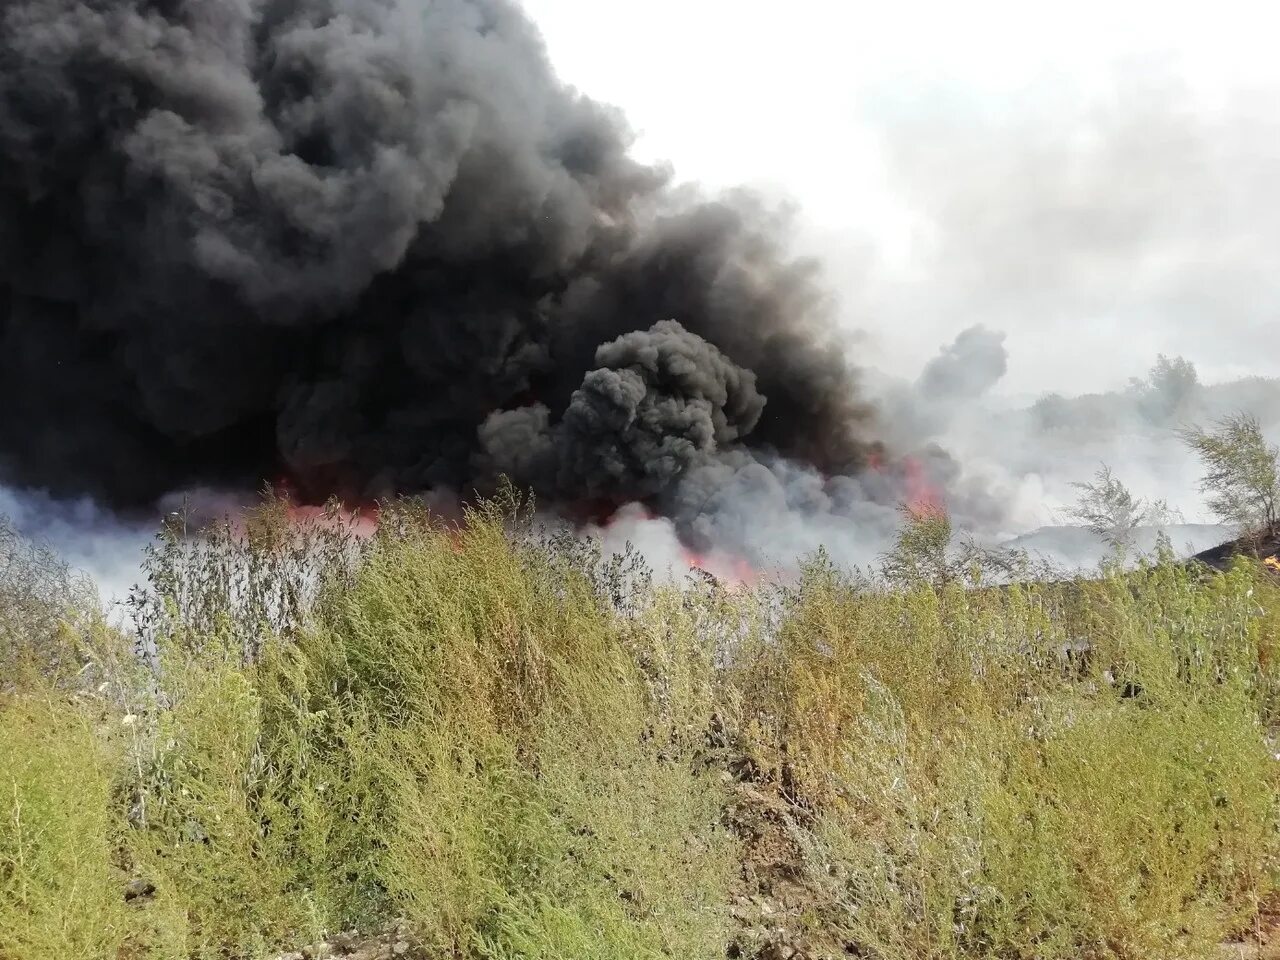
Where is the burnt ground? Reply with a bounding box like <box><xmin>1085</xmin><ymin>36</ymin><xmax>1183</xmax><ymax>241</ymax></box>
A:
<box><xmin>1191</xmin><ymin>524</ymin><xmax>1280</xmax><ymax>573</ymax></box>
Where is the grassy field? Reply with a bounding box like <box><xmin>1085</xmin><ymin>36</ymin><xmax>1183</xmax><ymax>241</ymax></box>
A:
<box><xmin>2</xmin><ymin>495</ymin><xmax>1279</xmax><ymax>959</ymax></box>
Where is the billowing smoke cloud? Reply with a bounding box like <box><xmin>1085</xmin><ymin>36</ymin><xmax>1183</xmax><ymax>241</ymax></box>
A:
<box><xmin>480</xmin><ymin>319</ymin><xmax>766</xmax><ymax>500</ymax></box>
<box><xmin>0</xmin><ymin>0</ymin><xmax>872</xmax><ymax>524</ymax></box>
<box><xmin>917</xmin><ymin>325</ymin><xmax>1008</xmax><ymax>401</ymax></box>
<box><xmin>865</xmin><ymin>327</ymin><xmax>1280</xmax><ymax>569</ymax></box>
<box><xmin>10</xmin><ymin>1</ymin><xmax>1275</xmax><ymax>588</ymax></box>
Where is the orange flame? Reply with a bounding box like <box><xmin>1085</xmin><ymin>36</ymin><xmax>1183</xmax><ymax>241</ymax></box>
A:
<box><xmin>865</xmin><ymin>453</ymin><xmax>946</xmax><ymax>518</ymax></box>
<box><xmin>679</xmin><ymin>546</ymin><xmax>759</xmax><ymax>588</ymax></box>
<box><xmin>901</xmin><ymin>456</ymin><xmax>945</xmax><ymax>518</ymax></box>
<box><xmin>281</xmin><ymin>500</ymin><xmax>380</xmax><ymax>539</ymax></box>
<box><xmin>269</xmin><ymin>477</ymin><xmax>380</xmax><ymax>538</ymax></box>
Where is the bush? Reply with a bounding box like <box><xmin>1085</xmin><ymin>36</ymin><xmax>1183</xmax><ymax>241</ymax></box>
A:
<box><xmin>739</xmin><ymin>559</ymin><xmax>1280</xmax><ymax>959</ymax></box>
<box><xmin>0</xmin><ymin>517</ymin><xmax>98</xmax><ymax>687</ymax></box>
<box><xmin>111</xmin><ymin>496</ymin><xmax>737</xmax><ymax>957</ymax></box>
<box><xmin>0</xmin><ymin>694</ymin><xmax>130</xmax><ymax>959</ymax></box>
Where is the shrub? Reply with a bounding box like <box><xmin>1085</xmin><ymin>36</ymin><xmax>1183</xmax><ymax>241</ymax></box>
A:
<box><xmin>0</xmin><ymin>517</ymin><xmax>98</xmax><ymax>688</ymax></box>
<box><xmin>742</xmin><ymin>558</ymin><xmax>1280</xmax><ymax>960</ymax></box>
<box><xmin>0</xmin><ymin>694</ymin><xmax>130</xmax><ymax>959</ymax></box>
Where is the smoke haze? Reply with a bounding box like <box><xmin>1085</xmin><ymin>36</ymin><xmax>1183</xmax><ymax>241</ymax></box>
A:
<box><xmin>846</xmin><ymin>69</ymin><xmax>1280</xmax><ymax>393</ymax></box>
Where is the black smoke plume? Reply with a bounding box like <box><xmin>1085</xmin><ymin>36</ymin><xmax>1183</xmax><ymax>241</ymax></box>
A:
<box><xmin>479</xmin><ymin>319</ymin><xmax>767</xmax><ymax>502</ymax></box>
<box><xmin>0</xmin><ymin>0</ymin><xmax>874</xmax><ymax>532</ymax></box>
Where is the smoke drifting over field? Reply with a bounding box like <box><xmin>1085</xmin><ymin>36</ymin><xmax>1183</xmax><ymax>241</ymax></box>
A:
<box><xmin>0</xmin><ymin>0</ymin><xmax>875</xmax><ymax>535</ymax></box>
<box><xmin>4</xmin><ymin>0</ymin><xmax>1280</xmax><ymax>592</ymax></box>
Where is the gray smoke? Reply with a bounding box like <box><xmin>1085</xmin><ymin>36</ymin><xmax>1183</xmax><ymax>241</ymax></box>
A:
<box><xmin>825</xmin><ymin>66</ymin><xmax>1280</xmax><ymax>394</ymax></box>
<box><xmin>917</xmin><ymin>325</ymin><xmax>1008</xmax><ymax>401</ymax></box>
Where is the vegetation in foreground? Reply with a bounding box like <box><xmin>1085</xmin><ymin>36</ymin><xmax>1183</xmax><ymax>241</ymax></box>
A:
<box><xmin>1</xmin><ymin>414</ymin><xmax>1278</xmax><ymax>959</ymax></box>
<box><xmin>2</xmin><ymin>482</ymin><xmax>1279</xmax><ymax>960</ymax></box>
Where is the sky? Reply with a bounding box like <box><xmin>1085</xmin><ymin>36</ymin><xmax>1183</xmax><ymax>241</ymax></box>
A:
<box><xmin>520</xmin><ymin>0</ymin><xmax>1280</xmax><ymax>397</ymax></box>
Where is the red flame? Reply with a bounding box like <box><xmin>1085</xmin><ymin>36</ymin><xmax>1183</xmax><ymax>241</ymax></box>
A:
<box><xmin>901</xmin><ymin>456</ymin><xmax>945</xmax><ymax>518</ymax></box>
<box><xmin>258</xmin><ymin>455</ymin><xmax>951</xmax><ymax>586</ymax></box>
<box><xmin>679</xmin><ymin>546</ymin><xmax>759</xmax><ymax>587</ymax></box>
<box><xmin>283</xmin><ymin>501</ymin><xmax>380</xmax><ymax>538</ymax></box>
<box><xmin>270</xmin><ymin>476</ymin><xmax>381</xmax><ymax>538</ymax></box>
<box><xmin>867</xmin><ymin>453</ymin><xmax>946</xmax><ymax>518</ymax></box>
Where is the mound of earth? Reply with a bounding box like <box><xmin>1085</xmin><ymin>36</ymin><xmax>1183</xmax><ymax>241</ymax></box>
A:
<box><xmin>1191</xmin><ymin>524</ymin><xmax>1280</xmax><ymax>573</ymax></box>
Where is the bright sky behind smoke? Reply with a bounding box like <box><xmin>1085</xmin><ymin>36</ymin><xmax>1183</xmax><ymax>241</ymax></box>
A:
<box><xmin>522</xmin><ymin>0</ymin><xmax>1280</xmax><ymax>397</ymax></box>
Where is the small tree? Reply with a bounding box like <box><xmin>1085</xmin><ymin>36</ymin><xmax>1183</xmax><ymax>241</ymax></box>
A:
<box><xmin>1069</xmin><ymin>464</ymin><xmax>1181</xmax><ymax>557</ymax></box>
<box><xmin>1132</xmin><ymin>354</ymin><xmax>1199</xmax><ymax>423</ymax></box>
<box><xmin>880</xmin><ymin>504</ymin><xmax>1028</xmax><ymax>589</ymax></box>
<box><xmin>1179</xmin><ymin>413</ymin><xmax>1280</xmax><ymax>534</ymax></box>
<box><xmin>880</xmin><ymin>506</ymin><xmax>955</xmax><ymax>589</ymax></box>
<box><xmin>0</xmin><ymin>516</ymin><xmax>98</xmax><ymax>685</ymax></box>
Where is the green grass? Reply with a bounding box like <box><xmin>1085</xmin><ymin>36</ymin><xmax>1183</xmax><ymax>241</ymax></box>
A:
<box><xmin>0</xmin><ymin>693</ymin><xmax>134</xmax><ymax>959</ymax></box>
<box><xmin>2</xmin><ymin>496</ymin><xmax>1279</xmax><ymax>959</ymax></box>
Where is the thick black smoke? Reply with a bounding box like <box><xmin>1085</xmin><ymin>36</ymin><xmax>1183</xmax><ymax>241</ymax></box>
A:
<box><xmin>0</xmin><ymin>0</ymin><xmax>873</xmax><ymax>520</ymax></box>
<box><xmin>479</xmin><ymin>319</ymin><xmax>767</xmax><ymax>502</ymax></box>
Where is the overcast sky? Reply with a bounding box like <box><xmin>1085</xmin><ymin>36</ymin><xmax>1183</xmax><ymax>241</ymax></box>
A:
<box><xmin>521</xmin><ymin>0</ymin><xmax>1280</xmax><ymax>398</ymax></box>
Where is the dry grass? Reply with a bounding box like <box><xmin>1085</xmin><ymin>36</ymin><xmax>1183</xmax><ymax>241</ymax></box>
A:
<box><xmin>0</xmin><ymin>692</ymin><xmax>134</xmax><ymax>959</ymax></box>
<box><xmin>1</xmin><ymin>495</ymin><xmax>1278</xmax><ymax>959</ymax></box>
